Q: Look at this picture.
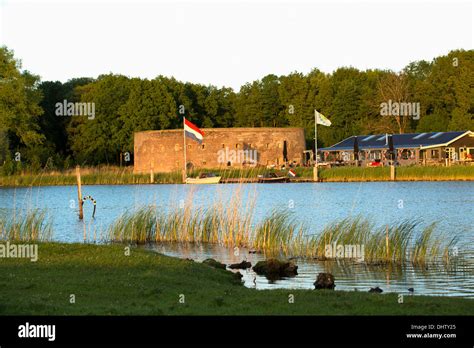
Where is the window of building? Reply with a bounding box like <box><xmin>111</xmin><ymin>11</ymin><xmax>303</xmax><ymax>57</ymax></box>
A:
<box><xmin>369</xmin><ymin>151</ymin><xmax>381</xmax><ymax>160</ymax></box>
<box><xmin>188</xmin><ymin>144</ymin><xmax>192</xmax><ymax>149</ymax></box>
<box><xmin>235</xmin><ymin>144</ymin><xmax>240</xmax><ymax>149</ymax></box>
<box><xmin>201</xmin><ymin>144</ymin><xmax>205</xmax><ymax>150</ymax></box>
<box><xmin>445</xmin><ymin>147</ymin><xmax>456</xmax><ymax>160</ymax></box>
<box><xmin>222</xmin><ymin>144</ymin><xmax>225</xmax><ymax>148</ymax></box>
<box><xmin>431</xmin><ymin>149</ymin><xmax>439</xmax><ymax>159</ymax></box>
<box><xmin>202</xmin><ymin>160</ymin><xmax>206</xmax><ymax>165</ymax></box>
<box><xmin>400</xmin><ymin>149</ymin><xmax>410</xmax><ymax>160</ymax></box>
<box><xmin>464</xmin><ymin>147</ymin><xmax>474</xmax><ymax>160</ymax></box>
<box><xmin>174</xmin><ymin>144</ymin><xmax>179</xmax><ymax>152</ymax></box>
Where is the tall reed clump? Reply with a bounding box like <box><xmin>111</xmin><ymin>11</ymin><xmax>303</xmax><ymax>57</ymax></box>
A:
<box><xmin>312</xmin><ymin>217</ymin><xmax>458</xmax><ymax>265</ymax></box>
<box><xmin>108</xmin><ymin>186</ymin><xmax>257</xmax><ymax>247</ymax></box>
<box><xmin>0</xmin><ymin>209</ymin><xmax>53</xmax><ymax>241</ymax></box>
<box><xmin>107</xmin><ymin>192</ymin><xmax>460</xmax><ymax>266</ymax></box>
<box><xmin>253</xmin><ymin>210</ymin><xmax>306</xmax><ymax>256</ymax></box>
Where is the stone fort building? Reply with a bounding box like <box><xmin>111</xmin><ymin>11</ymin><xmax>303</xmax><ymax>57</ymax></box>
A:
<box><xmin>134</xmin><ymin>128</ymin><xmax>306</xmax><ymax>173</ymax></box>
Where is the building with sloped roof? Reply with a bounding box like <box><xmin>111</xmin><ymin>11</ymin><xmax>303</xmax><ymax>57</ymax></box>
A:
<box><xmin>318</xmin><ymin>131</ymin><xmax>474</xmax><ymax>166</ymax></box>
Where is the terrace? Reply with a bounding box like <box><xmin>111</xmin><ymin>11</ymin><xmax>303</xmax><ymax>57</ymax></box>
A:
<box><xmin>318</xmin><ymin>130</ymin><xmax>474</xmax><ymax>167</ymax></box>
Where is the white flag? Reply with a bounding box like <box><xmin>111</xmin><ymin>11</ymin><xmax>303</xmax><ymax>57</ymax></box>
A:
<box><xmin>315</xmin><ymin>110</ymin><xmax>332</xmax><ymax>127</ymax></box>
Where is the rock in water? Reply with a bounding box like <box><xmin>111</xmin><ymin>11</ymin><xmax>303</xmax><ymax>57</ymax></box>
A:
<box><xmin>314</xmin><ymin>273</ymin><xmax>335</xmax><ymax>290</ymax></box>
<box><xmin>282</xmin><ymin>262</ymin><xmax>298</xmax><ymax>277</ymax></box>
<box><xmin>252</xmin><ymin>259</ymin><xmax>298</xmax><ymax>280</ymax></box>
<box><xmin>229</xmin><ymin>261</ymin><xmax>252</xmax><ymax>269</ymax></box>
<box><xmin>369</xmin><ymin>287</ymin><xmax>383</xmax><ymax>293</ymax></box>
<box><xmin>202</xmin><ymin>258</ymin><xmax>226</xmax><ymax>270</ymax></box>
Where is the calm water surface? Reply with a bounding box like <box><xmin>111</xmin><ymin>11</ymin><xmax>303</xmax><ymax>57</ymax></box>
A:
<box><xmin>1</xmin><ymin>182</ymin><xmax>473</xmax><ymax>297</ymax></box>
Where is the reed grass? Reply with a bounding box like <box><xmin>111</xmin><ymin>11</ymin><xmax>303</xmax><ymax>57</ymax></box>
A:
<box><xmin>319</xmin><ymin>167</ymin><xmax>389</xmax><ymax>181</ymax></box>
<box><xmin>312</xmin><ymin>217</ymin><xmax>457</xmax><ymax>265</ymax></box>
<box><xmin>0</xmin><ymin>166</ymin><xmax>182</xmax><ymax>186</ymax></box>
<box><xmin>109</xmin><ymin>186</ymin><xmax>256</xmax><ymax>247</ymax></box>
<box><xmin>107</xmin><ymin>198</ymin><xmax>461</xmax><ymax>266</ymax></box>
<box><xmin>1</xmin><ymin>164</ymin><xmax>472</xmax><ymax>186</ymax></box>
<box><xmin>318</xmin><ymin>165</ymin><xmax>474</xmax><ymax>182</ymax></box>
<box><xmin>397</xmin><ymin>165</ymin><xmax>474</xmax><ymax>181</ymax></box>
<box><xmin>0</xmin><ymin>209</ymin><xmax>53</xmax><ymax>241</ymax></box>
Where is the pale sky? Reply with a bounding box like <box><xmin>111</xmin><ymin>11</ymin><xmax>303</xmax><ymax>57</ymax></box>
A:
<box><xmin>0</xmin><ymin>0</ymin><xmax>472</xmax><ymax>90</ymax></box>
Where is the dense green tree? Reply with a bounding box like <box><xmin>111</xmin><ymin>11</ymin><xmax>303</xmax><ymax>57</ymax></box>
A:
<box><xmin>68</xmin><ymin>74</ymin><xmax>132</xmax><ymax>164</ymax></box>
<box><xmin>1</xmin><ymin>46</ymin><xmax>472</xmax><ymax>170</ymax></box>
<box><xmin>38</xmin><ymin>78</ymin><xmax>94</xmax><ymax>159</ymax></box>
<box><xmin>0</xmin><ymin>47</ymin><xmax>44</xmax><ymax>167</ymax></box>
<box><xmin>410</xmin><ymin>50</ymin><xmax>473</xmax><ymax>132</ymax></box>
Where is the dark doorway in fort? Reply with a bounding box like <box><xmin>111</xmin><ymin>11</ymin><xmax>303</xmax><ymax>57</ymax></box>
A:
<box><xmin>283</xmin><ymin>141</ymin><xmax>288</xmax><ymax>163</ymax></box>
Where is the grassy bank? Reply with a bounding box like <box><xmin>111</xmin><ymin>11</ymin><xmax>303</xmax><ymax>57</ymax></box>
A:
<box><xmin>0</xmin><ymin>242</ymin><xmax>472</xmax><ymax>315</ymax></box>
<box><xmin>318</xmin><ymin>165</ymin><xmax>474</xmax><ymax>181</ymax></box>
<box><xmin>0</xmin><ymin>165</ymin><xmax>473</xmax><ymax>186</ymax></box>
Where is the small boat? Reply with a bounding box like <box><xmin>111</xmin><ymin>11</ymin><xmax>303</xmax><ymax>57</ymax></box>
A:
<box><xmin>257</xmin><ymin>172</ymin><xmax>290</xmax><ymax>183</ymax></box>
<box><xmin>185</xmin><ymin>172</ymin><xmax>221</xmax><ymax>184</ymax></box>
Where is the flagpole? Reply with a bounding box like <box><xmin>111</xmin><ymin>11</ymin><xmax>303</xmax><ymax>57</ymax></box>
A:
<box><xmin>314</xmin><ymin>110</ymin><xmax>318</xmax><ymax>182</ymax></box>
<box><xmin>183</xmin><ymin>117</ymin><xmax>187</xmax><ymax>184</ymax></box>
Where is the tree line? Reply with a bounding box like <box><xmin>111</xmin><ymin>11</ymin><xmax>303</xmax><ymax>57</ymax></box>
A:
<box><xmin>0</xmin><ymin>46</ymin><xmax>472</xmax><ymax>172</ymax></box>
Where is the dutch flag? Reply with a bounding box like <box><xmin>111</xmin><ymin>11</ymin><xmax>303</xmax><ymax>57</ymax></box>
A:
<box><xmin>184</xmin><ymin>117</ymin><xmax>204</xmax><ymax>144</ymax></box>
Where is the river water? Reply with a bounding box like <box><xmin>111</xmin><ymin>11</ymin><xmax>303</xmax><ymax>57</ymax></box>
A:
<box><xmin>1</xmin><ymin>182</ymin><xmax>473</xmax><ymax>297</ymax></box>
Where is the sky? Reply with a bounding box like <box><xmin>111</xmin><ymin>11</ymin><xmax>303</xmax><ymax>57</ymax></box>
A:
<box><xmin>0</xmin><ymin>0</ymin><xmax>472</xmax><ymax>91</ymax></box>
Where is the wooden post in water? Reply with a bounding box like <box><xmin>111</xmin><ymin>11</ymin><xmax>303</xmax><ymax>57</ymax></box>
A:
<box><xmin>313</xmin><ymin>165</ymin><xmax>318</xmax><ymax>182</ymax></box>
<box><xmin>76</xmin><ymin>165</ymin><xmax>83</xmax><ymax>220</ymax></box>
<box><xmin>390</xmin><ymin>165</ymin><xmax>396</xmax><ymax>181</ymax></box>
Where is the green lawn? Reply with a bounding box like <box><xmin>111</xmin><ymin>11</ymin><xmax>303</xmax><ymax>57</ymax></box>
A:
<box><xmin>0</xmin><ymin>243</ymin><xmax>472</xmax><ymax>315</ymax></box>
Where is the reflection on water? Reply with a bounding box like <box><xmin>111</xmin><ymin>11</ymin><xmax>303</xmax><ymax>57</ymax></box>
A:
<box><xmin>1</xmin><ymin>181</ymin><xmax>473</xmax><ymax>297</ymax></box>
<box><xmin>145</xmin><ymin>243</ymin><xmax>474</xmax><ymax>299</ymax></box>
<box><xmin>0</xmin><ymin>182</ymin><xmax>473</xmax><ymax>245</ymax></box>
